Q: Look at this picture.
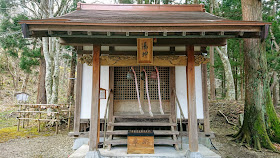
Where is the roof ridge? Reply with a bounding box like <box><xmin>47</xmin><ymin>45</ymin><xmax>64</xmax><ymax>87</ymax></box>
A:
<box><xmin>76</xmin><ymin>3</ymin><xmax>205</xmax><ymax>12</ymax></box>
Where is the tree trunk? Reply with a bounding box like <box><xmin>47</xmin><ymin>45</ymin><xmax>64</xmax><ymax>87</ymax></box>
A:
<box><xmin>5</xmin><ymin>55</ymin><xmax>19</xmax><ymax>92</ymax></box>
<box><xmin>210</xmin><ymin>47</ymin><xmax>216</xmax><ymax>100</ymax></box>
<box><xmin>210</xmin><ymin>0</ymin><xmax>215</xmax><ymax>14</ymax></box>
<box><xmin>240</xmin><ymin>41</ymin><xmax>244</xmax><ymax>100</ymax></box>
<box><xmin>215</xmin><ymin>46</ymin><xmax>235</xmax><ymax>100</ymax></box>
<box><xmin>43</xmin><ymin>37</ymin><xmax>53</xmax><ymax>103</ymax></box>
<box><xmin>36</xmin><ymin>48</ymin><xmax>47</xmax><ymax>104</ymax></box>
<box><xmin>273</xmin><ymin>81</ymin><xmax>279</xmax><ymax>107</ymax></box>
<box><xmin>20</xmin><ymin>0</ymin><xmax>70</xmax><ymax>104</ymax></box>
<box><xmin>21</xmin><ymin>73</ymin><xmax>30</xmax><ymax>93</ymax></box>
<box><xmin>222</xmin><ymin>70</ymin><xmax>225</xmax><ymax>98</ymax></box>
<box><xmin>50</xmin><ymin>39</ymin><xmax>60</xmax><ymax>104</ymax></box>
<box><xmin>273</xmin><ymin>0</ymin><xmax>277</xmax><ymax>18</ymax></box>
<box><xmin>209</xmin><ymin>0</ymin><xmax>216</xmax><ymax>100</ymax></box>
<box><xmin>67</xmin><ymin>51</ymin><xmax>76</xmax><ymax>103</ymax></box>
<box><xmin>235</xmin><ymin>57</ymin><xmax>238</xmax><ymax>100</ymax></box>
<box><xmin>272</xmin><ymin>72</ymin><xmax>279</xmax><ymax>107</ymax></box>
<box><xmin>234</xmin><ymin>0</ymin><xmax>280</xmax><ymax>150</ymax></box>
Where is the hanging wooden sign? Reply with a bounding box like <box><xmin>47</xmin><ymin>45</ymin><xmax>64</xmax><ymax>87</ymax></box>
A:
<box><xmin>137</xmin><ymin>38</ymin><xmax>153</xmax><ymax>64</ymax></box>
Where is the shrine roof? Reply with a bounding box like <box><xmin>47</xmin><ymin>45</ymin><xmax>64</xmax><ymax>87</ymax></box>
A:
<box><xmin>20</xmin><ymin>3</ymin><xmax>270</xmax><ymax>42</ymax></box>
<box><xmin>21</xmin><ymin>3</ymin><xmax>269</xmax><ymax>26</ymax></box>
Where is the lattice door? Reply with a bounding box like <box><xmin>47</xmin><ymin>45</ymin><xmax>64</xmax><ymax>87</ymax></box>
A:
<box><xmin>114</xmin><ymin>66</ymin><xmax>141</xmax><ymax>100</ymax></box>
<box><xmin>113</xmin><ymin>66</ymin><xmax>170</xmax><ymax>115</ymax></box>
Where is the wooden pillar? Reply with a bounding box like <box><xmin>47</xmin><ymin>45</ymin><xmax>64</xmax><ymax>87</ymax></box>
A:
<box><xmin>186</xmin><ymin>45</ymin><xmax>199</xmax><ymax>152</ymax></box>
<box><xmin>74</xmin><ymin>54</ymin><xmax>83</xmax><ymax>133</ymax></box>
<box><xmin>89</xmin><ymin>45</ymin><xmax>101</xmax><ymax>151</ymax></box>
<box><xmin>170</xmin><ymin>67</ymin><xmax>176</xmax><ymax>123</ymax></box>
<box><xmin>108</xmin><ymin>67</ymin><xmax>114</xmax><ymax>123</ymax></box>
<box><xmin>201</xmin><ymin>64</ymin><xmax>210</xmax><ymax>135</ymax></box>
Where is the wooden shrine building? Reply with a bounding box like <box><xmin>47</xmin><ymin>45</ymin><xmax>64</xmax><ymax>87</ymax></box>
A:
<box><xmin>20</xmin><ymin>3</ymin><xmax>269</xmax><ymax>157</ymax></box>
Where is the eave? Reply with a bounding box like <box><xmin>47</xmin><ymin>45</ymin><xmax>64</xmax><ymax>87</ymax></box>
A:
<box><xmin>21</xmin><ymin>23</ymin><xmax>269</xmax><ymax>40</ymax></box>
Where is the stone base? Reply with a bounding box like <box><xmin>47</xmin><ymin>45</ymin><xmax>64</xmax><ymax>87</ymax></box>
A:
<box><xmin>73</xmin><ymin>138</ymin><xmax>89</xmax><ymax>150</ymax></box>
<box><xmin>85</xmin><ymin>150</ymin><xmax>101</xmax><ymax>158</ymax></box>
<box><xmin>186</xmin><ymin>150</ymin><xmax>204</xmax><ymax>158</ymax></box>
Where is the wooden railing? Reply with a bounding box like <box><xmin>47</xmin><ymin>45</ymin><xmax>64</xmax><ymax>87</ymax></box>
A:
<box><xmin>13</xmin><ymin>103</ymin><xmax>73</xmax><ymax>134</ymax></box>
<box><xmin>174</xmin><ymin>90</ymin><xmax>186</xmax><ymax>150</ymax></box>
<box><xmin>103</xmin><ymin>90</ymin><xmax>112</xmax><ymax>148</ymax></box>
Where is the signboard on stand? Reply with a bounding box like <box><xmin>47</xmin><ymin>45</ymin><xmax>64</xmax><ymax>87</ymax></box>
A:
<box><xmin>137</xmin><ymin>38</ymin><xmax>153</xmax><ymax>64</ymax></box>
<box><xmin>127</xmin><ymin>131</ymin><xmax>154</xmax><ymax>154</ymax></box>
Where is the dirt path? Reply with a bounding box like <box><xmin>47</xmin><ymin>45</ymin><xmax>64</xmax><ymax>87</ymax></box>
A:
<box><xmin>0</xmin><ymin>134</ymin><xmax>74</xmax><ymax>158</ymax></box>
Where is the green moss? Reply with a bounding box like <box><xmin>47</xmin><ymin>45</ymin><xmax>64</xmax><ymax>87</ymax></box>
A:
<box><xmin>265</xmin><ymin>90</ymin><xmax>280</xmax><ymax>143</ymax></box>
<box><xmin>0</xmin><ymin>125</ymin><xmax>53</xmax><ymax>143</ymax></box>
<box><xmin>0</xmin><ymin>126</ymin><xmax>38</xmax><ymax>143</ymax></box>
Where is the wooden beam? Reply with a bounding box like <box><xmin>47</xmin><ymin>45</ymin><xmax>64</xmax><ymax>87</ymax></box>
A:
<box><xmin>201</xmin><ymin>64</ymin><xmax>210</xmax><ymax>135</ymax></box>
<box><xmin>186</xmin><ymin>45</ymin><xmax>199</xmax><ymax>152</ymax></box>
<box><xmin>60</xmin><ymin>38</ymin><xmax>227</xmax><ymax>46</ymax></box>
<box><xmin>100</xmin><ymin>55</ymin><xmax>187</xmax><ymax>66</ymax></box>
<box><xmin>74</xmin><ymin>54</ymin><xmax>83</xmax><ymax>133</ymax></box>
<box><xmin>78</xmin><ymin>55</ymin><xmax>208</xmax><ymax>66</ymax></box>
<box><xmin>77</xmin><ymin>50</ymin><xmax>202</xmax><ymax>56</ymax></box>
<box><xmin>56</xmin><ymin>33</ymin><xmax>236</xmax><ymax>39</ymax></box>
<box><xmin>29</xmin><ymin>25</ymin><xmax>261</xmax><ymax>34</ymax></box>
<box><xmin>89</xmin><ymin>45</ymin><xmax>101</xmax><ymax>151</ymax></box>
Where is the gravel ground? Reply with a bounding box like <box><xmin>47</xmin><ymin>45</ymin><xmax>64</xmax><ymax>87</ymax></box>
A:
<box><xmin>0</xmin><ymin>134</ymin><xmax>74</xmax><ymax>158</ymax></box>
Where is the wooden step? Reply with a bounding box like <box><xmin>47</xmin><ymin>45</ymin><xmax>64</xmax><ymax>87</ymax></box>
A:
<box><xmin>114</xmin><ymin>114</ymin><xmax>170</xmax><ymax>119</ymax></box>
<box><xmin>106</xmin><ymin>130</ymin><xmax>179</xmax><ymax>135</ymax></box>
<box><xmin>104</xmin><ymin>139</ymin><xmax>180</xmax><ymax>145</ymax></box>
<box><xmin>108</xmin><ymin>122</ymin><xmax>176</xmax><ymax>127</ymax></box>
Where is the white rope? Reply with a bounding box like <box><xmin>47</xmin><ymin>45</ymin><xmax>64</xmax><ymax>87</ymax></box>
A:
<box><xmin>143</xmin><ymin>68</ymin><xmax>153</xmax><ymax>117</ymax></box>
<box><xmin>131</xmin><ymin>67</ymin><xmax>144</xmax><ymax>115</ymax></box>
<box><xmin>155</xmin><ymin>66</ymin><xmax>164</xmax><ymax>115</ymax></box>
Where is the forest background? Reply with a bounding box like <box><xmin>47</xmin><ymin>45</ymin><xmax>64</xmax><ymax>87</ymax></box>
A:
<box><xmin>0</xmin><ymin>0</ymin><xmax>279</xmax><ymax>154</ymax></box>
